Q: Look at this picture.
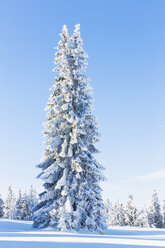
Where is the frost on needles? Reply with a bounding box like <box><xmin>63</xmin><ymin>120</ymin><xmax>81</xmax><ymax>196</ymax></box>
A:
<box><xmin>33</xmin><ymin>24</ymin><xmax>107</xmax><ymax>232</ymax></box>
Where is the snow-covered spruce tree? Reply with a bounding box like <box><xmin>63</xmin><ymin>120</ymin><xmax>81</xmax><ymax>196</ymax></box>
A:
<box><xmin>4</xmin><ymin>187</ymin><xmax>16</xmax><ymax>219</ymax></box>
<box><xmin>26</xmin><ymin>186</ymin><xmax>38</xmax><ymax>221</ymax></box>
<box><xmin>12</xmin><ymin>187</ymin><xmax>38</xmax><ymax>221</ymax></box>
<box><xmin>111</xmin><ymin>202</ymin><xmax>125</xmax><ymax>226</ymax></box>
<box><xmin>21</xmin><ymin>191</ymin><xmax>29</xmax><ymax>220</ymax></box>
<box><xmin>0</xmin><ymin>195</ymin><xmax>4</xmax><ymax>218</ymax></box>
<box><xmin>21</xmin><ymin>186</ymin><xmax>38</xmax><ymax>221</ymax></box>
<box><xmin>105</xmin><ymin>200</ymin><xmax>125</xmax><ymax>227</ymax></box>
<box><xmin>33</xmin><ymin>24</ymin><xmax>106</xmax><ymax>232</ymax></box>
<box><xmin>148</xmin><ymin>190</ymin><xmax>163</xmax><ymax>228</ymax></box>
<box><xmin>105</xmin><ymin>199</ymin><xmax>113</xmax><ymax>226</ymax></box>
<box><xmin>15</xmin><ymin>190</ymin><xmax>24</xmax><ymax>220</ymax></box>
<box><xmin>134</xmin><ymin>207</ymin><xmax>148</xmax><ymax>227</ymax></box>
<box><xmin>125</xmin><ymin>195</ymin><xmax>137</xmax><ymax>227</ymax></box>
<box><xmin>162</xmin><ymin>200</ymin><xmax>165</xmax><ymax>228</ymax></box>
<box><xmin>118</xmin><ymin>203</ymin><xmax>126</xmax><ymax>226</ymax></box>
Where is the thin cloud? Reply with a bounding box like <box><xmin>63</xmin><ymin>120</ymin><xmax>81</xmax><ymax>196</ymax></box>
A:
<box><xmin>136</xmin><ymin>169</ymin><xmax>165</xmax><ymax>181</ymax></box>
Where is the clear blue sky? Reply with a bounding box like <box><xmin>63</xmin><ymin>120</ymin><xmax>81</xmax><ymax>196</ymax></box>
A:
<box><xmin>0</xmin><ymin>0</ymin><xmax>165</xmax><ymax>205</ymax></box>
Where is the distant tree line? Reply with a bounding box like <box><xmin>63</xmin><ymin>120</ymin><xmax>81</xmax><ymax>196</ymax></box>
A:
<box><xmin>105</xmin><ymin>190</ymin><xmax>165</xmax><ymax>228</ymax></box>
<box><xmin>0</xmin><ymin>187</ymin><xmax>164</xmax><ymax>229</ymax></box>
<box><xmin>0</xmin><ymin>186</ymin><xmax>38</xmax><ymax>221</ymax></box>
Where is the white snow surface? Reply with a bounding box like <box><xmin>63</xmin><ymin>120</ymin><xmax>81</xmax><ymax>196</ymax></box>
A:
<box><xmin>0</xmin><ymin>219</ymin><xmax>165</xmax><ymax>247</ymax></box>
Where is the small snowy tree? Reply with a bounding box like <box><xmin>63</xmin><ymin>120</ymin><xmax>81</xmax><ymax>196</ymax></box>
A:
<box><xmin>110</xmin><ymin>202</ymin><xmax>125</xmax><ymax>226</ymax></box>
<box><xmin>33</xmin><ymin>24</ymin><xmax>106</xmax><ymax>232</ymax></box>
<box><xmin>162</xmin><ymin>200</ymin><xmax>165</xmax><ymax>228</ymax></box>
<box><xmin>148</xmin><ymin>190</ymin><xmax>163</xmax><ymax>228</ymax></box>
<box><xmin>105</xmin><ymin>200</ymin><xmax>125</xmax><ymax>227</ymax></box>
<box><xmin>4</xmin><ymin>187</ymin><xmax>16</xmax><ymax>219</ymax></box>
<box><xmin>25</xmin><ymin>186</ymin><xmax>38</xmax><ymax>221</ymax></box>
<box><xmin>0</xmin><ymin>195</ymin><xmax>4</xmax><ymax>218</ymax></box>
<box><xmin>15</xmin><ymin>190</ymin><xmax>24</xmax><ymax>220</ymax></box>
<box><xmin>21</xmin><ymin>191</ymin><xmax>31</xmax><ymax>221</ymax></box>
<box><xmin>125</xmin><ymin>195</ymin><xmax>137</xmax><ymax>226</ymax></box>
<box><xmin>118</xmin><ymin>203</ymin><xmax>126</xmax><ymax>226</ymax></box>
<box><xmin>105</xmin><ymin>199</ymin><xmax>113</xmax><ymax>226</ymax></box>
<box><xmin>134</xmin><ymin>207</ymin><xmax>148</xmax><ymax>227</ymax></box>
<box><xmin>14</xmin><ymin>187</ymin><xmax>38</xmax><ymax>221</ymax></box>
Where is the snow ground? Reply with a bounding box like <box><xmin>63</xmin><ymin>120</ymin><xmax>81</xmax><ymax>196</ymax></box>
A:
<box><xmin>0</xmin><ymin>219</ymin><xmax>165</xmax><ymax>247</ymax></box>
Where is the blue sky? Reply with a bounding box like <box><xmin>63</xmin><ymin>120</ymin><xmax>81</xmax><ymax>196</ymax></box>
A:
<box><xmin>0</xmin><ymin>0</ymin><xmax>165</xmax><ymax>205</ymax></box>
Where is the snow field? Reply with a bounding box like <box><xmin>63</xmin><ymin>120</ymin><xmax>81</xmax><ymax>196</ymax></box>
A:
<box><xmin>0</xmin><ymin>219</ymin><xmax>165</xmax><ymax>247</ymax></box>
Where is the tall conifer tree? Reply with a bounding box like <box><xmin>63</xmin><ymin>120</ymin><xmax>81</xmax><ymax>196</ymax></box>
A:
<box><xmin>33</xmin><ymin>25</ymin><xmax>106</xmax><ymax>232</ymax></box>
<box><xmin>148</xmin><ymin>190</ymin><xmax>163</xmax><ymax>228</ymax></box>
<box><xmin>0</xmin><ymin>195</ymin><xmax>4</xmax><ymax>218</ymax></box>
<box><xmin>4</xmin><ymin>187</ymin><xmax>15</xmax><ymax>219</ymax></box>
<box><xmin>125</xmin><ymin>195</ymin><xmax>137</xmax><ymax>226</ymax></box>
